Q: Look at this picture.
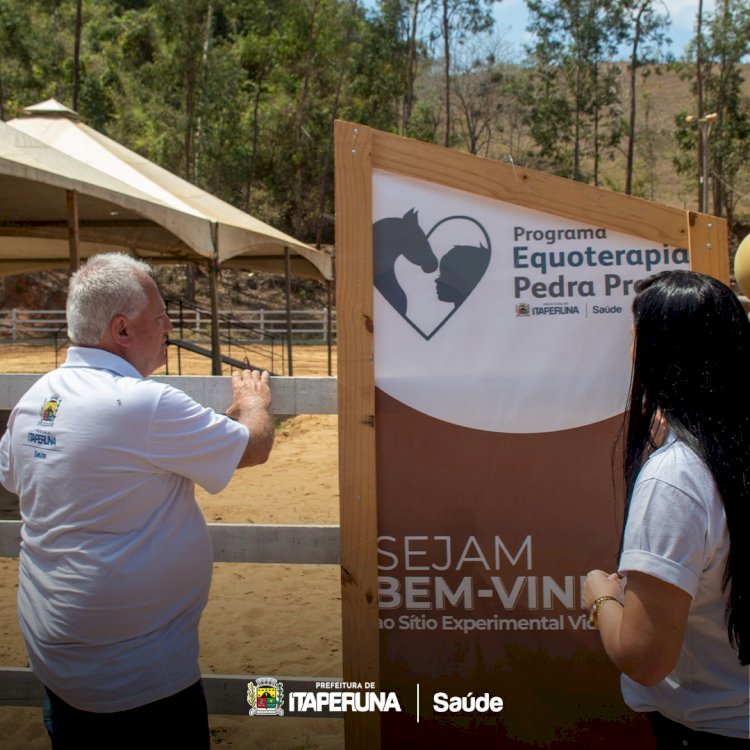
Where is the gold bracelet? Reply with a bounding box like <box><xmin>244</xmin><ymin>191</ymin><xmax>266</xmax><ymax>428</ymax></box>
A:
<box><xmin>589</xmin><ymin>595</ymin><xmax>621</xmax><ymax>628</ymax></box>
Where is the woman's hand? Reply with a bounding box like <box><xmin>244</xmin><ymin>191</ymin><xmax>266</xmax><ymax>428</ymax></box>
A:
<box><xmin>583</xmin><ymin>569</ymin><xmax>624</xmax><ymax>611</ymax></box>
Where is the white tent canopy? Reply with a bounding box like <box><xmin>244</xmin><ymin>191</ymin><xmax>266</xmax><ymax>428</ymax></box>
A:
<box><xmin>0</xmin><ymin>100</ymin><xmax>334</xmax><ymax>374</ymax></box>
<box><xmin>0</xmin><ymin>119</ymin><xmax>209</xmax><ymax>273</ymax></box>
<box><xmin>1</xmin><ymin>98</ymin><xmax>332</xmax><ymax>280</ymax></box>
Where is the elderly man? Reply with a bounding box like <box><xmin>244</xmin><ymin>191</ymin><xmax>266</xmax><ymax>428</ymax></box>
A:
<box><xmin>0</xmin><ymin>253</ymin><xmax>274</xmax><ymax>748</ymax></box>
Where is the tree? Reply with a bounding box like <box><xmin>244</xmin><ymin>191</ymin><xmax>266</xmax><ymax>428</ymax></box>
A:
<box><xmin>451</xmin><ymin>51</ymin><xmax>500</xmax><ymax>155</ymax></box>
<box><xmin>7</xmin><ymin>0</ymin><xmax>743</xmax><ymax>256</ymax></box>
<box><xmin>673</xmin><ymin>0</ymin><xmax>750</xmax><ymax>234</ymax></box>
<box><xmin>348</xmin><ymin>0</ymin><xmax>411</xmax><ymax>133</ymax></box>
<box><xmin>430</xmin><ymin>0</ymin><xmax>495</xmax><ymax>147</ymax></box>
<box><xmin>525</xmin><ymin>0</ymin><xmax>628</xmax><ymax>183</ymax></box>
<box><xmin>72</xmin><ymin>0</ymin><xmax>82</xmax><ymax>110</ymax></box>
<box><xmin>367</xmin><ymin>0</ymin><xmax>430</xmax><ymax>135</ymax></box>
<box><xmin>622</xmin><ymin>0</ymin><xmax>669</xmax><ymax>195</ymax></box>
<box><xmin>403</xmin><ymin>0</ymin><xmax>430</xmax><ymax>133</ymax></box>
<box><xmin>149</xmin><ymin>0</ymin><xmax>219</xmax><ymax>182</ymax></box>
<box><xmin>226</xmin><ymin>0</ymin><xmax>288</xmax><ymax>208</ymax></box>
<box><xmin>450</xmin><ymin>33</ymin><xmax>514</xmax><ymax>156</ymax></box>
<box><xmin>0</xmin><ymin>0</ymin><xmax>36</xmax><ymax>118</ymax></box>
<box><xmin>492</xmin><ymin>63</ymin><xmax>536</xmax><ymax>164</ymax></box>
<box><xmin>706</xmin><ymin>0</ymin><xmax>750</xmax><ymax>227</ymax></box>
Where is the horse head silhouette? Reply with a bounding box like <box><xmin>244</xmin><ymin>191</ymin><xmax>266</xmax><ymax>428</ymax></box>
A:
<box><xmin>373</xmin><ymin>209</ymin><xmax>438</xmax><ymax>316</ymax></box>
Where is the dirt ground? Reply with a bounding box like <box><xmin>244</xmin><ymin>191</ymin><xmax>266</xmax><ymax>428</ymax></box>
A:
<box><xmin>0</xmin><ymin>340</ymin><xmax>336</xmax><ymax>377</ymax></box>
<box><xmin>0</xmin><ymin>343</ymin><xmax>344</xmax><ymax>750</ymax></box>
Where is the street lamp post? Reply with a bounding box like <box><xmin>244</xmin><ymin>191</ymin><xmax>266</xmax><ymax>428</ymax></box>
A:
<box><xmin>686</xmin><ymin>112</ymin><xmax>718</xmax><ymax>213</ymax></box>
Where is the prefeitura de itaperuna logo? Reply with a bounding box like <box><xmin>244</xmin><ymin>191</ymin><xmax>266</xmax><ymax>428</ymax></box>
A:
<box><xmin>247</xmin><ymin>677</ymin><xmax>284</xmax><ymax>716</ymax></box>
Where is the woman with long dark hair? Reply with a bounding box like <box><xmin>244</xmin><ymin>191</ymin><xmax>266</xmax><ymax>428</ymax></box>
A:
<box><xmin>584</xmin><ymin>270</ymin><xmax>750</xmax><ymax>748</ymax></box>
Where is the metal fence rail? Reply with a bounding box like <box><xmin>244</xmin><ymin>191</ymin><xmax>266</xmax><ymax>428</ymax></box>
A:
<box><xmin>0</xmin><ymin>308</ymin><xmax>337</xmax><ymax>342</ymax></box>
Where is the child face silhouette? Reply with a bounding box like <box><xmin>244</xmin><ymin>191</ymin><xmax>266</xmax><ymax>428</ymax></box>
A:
<box><xmin>435</xmin><ymin>245</ymin><xmax>491</xmax><ymax>307</ymax></box>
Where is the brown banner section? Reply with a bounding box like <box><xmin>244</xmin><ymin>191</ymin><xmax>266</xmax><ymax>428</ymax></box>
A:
<box><xmin>375</xmin><ymin>390</ymin><xmax>654</xmax><ymax>749</ymax></box>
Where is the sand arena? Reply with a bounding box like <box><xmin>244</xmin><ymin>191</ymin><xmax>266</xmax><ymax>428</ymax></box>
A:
<box><xmin>0</xmin><ymin>343</ymin><xmax>344</xmax><ymax>750</ymax></box>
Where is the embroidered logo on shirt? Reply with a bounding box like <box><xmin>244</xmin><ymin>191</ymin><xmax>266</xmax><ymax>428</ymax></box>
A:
<box><xmin>39</xmin><ymin>396</ymin><xmax>62</xmax><ymax>426</ymax></box>
<box><xmin>27</xmin><ymin>432</ymin><xmax>56</xmax><ymax>446</ymax></box>
<box><xmin>24</xmin><ymin>430</ymin><xmax>58</xmax><ymax>459</ymax></box>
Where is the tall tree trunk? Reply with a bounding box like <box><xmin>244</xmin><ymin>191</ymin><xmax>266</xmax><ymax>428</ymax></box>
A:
<box><xmin>712</xmin><ymin>0</ymin><xmax>730</xmax><ymax>219</ymax></box>
<box><xmin>695</xmin><ymin>0</ymin><xmax>705</xmax><ymax>210</ymax></box>
<box><xmin>245</xmin><ymin>75</ymin><xmax>265</xmax><ymax>211</ymax></box>
<box><xmin>293</xmin><ymin>0</ymin><xmax>321</xmax><ymax>237</ymax></box>
<box><xmin>184</xmin><ymin>65</ymin><xmax>196</xmax><ymax>181</ymax></box>
<box><xmin>625</xmin><ymin>1</ymin><xmax>647</xmax><ymax>195</ymax></box>
<box><xmin>316</xmin><ymin>64</ymin><xmax>346</xmax><ymax>248</ymax></box>
<box><xmin>442</xmin><ymin>0</ymin><xmax>451</xmax><ymax>147</ymax></box>
<box><xmin>182</xmin><ymin>2</ymin><xmax>207</xmax><ymax>182</ymax></box>
<box><xmin>293</xmin><ymin>72</ymin><xmax>310</xmax><ymax>236</ymax></box>
<box><xmin>72</xmin><ymin>0</ymin><xmax>82</xmax><ymax>111</ymax></box>
<box><xmin>0</xmin><ymin>59</ymin><xmax>5</xmax><ymax>121</ymax></box>
<box><xmin>194</xmin><ymin>0</ymin><xmax>214</xmax><ymax>185</ymax></box>
<box><xmin>593</xmin><ymin>61</ymin><xmax>600</xmax><ymax>186</ymax></box>
<box><xmin>403</xmin><ymin>0</ymin><xmax>420</xmax><ymax>134</ymax></box>
<box><xmin>50</xmin><ymin>3</ymin><xmax>62</xmax><ymax>100</ymax></box>
<box><xmin>573</xmin><ymin>62</ymin><xmax>582</xmax><ymax>179</ymax></box>
<box><xmin>315</xmin><ymin>2</ymin><xmax>356</xmax><ymax>247</ymax></box>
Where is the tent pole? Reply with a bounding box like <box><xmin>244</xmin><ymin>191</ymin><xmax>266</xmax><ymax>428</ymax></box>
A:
<box><xmin>209</xmin><ymin>223</ymin><xmax>222</xmax><ymax>376</ymax></box>
<box><xmin>284</xmin><ymin>248</ymin><xmax>293</xmax><ymax>376</ymax></box>
<box><xmin>66</xmin><ymin>190</ymin><xmax>80</xmax><ymax>273</ymax></box>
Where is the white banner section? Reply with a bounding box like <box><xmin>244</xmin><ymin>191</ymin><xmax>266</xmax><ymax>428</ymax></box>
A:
<box><xmin>372</xmin><ymin>170</ymin><xmax>687</xmax><ymax>433</ymax></box>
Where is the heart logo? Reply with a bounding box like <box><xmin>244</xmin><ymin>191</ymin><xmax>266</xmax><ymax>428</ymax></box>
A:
<box><xmin>373</xmin><ymin>210</ymin><xmax>491</xmax><ymax>340</ymax></box>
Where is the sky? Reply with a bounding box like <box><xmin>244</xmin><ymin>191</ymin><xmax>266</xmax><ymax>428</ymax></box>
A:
<box><xmin>492</xmin><ymin>0</ymin><xmax>715</xmax><ymax>60</ymax></box>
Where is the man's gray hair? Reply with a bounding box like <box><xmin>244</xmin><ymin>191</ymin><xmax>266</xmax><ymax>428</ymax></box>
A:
<box><xmin>67</xmin><ymin>253</ymin><xmax>154</xmax><ymax>345</ymax></box>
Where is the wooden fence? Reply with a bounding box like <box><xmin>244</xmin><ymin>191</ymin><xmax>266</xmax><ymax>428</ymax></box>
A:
<box><xmin>0</xmin><ymin>308</ymin><xmax>337</xmax><ymax>342</ymax></box>
<box><xmin>0</xmin><ymin>374</ymin><xmax>340</xmax><ymax>717</ymax></box>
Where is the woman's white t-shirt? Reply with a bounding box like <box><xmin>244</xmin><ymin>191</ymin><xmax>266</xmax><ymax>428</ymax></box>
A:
<box><xmin>619</xmin><ymin>437</ymin><xmax>749</xmax><ymax>738</ymax></box>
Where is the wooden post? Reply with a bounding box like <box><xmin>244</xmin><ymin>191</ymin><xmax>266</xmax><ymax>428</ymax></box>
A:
<box><xmin>284</xmin><ymin>248</ymin><xmax>294</xmax><ymax>377</ymax></box>
<box><xmin>209</xmin><ymin>223</ymin><xmax>222</xmax><ymax>376</ymax></box>
<box><xmin>687</xmin><ymin>210</ymin><xmax>729</xmax><ymax>283</ymax></box>
<box><xmin>326</xmin><ymin>281</ymin><xmax>333</xmax><ymax>377</ymax></box>
<box><xmin>334</xmin><ymin>121</ymin><xmax>381</xmax><ymax>749</ymax></box>
<box><xmin>66</xmin><ymin>190</ymin><xmax>80</xmax><ymax>273</ymax></box>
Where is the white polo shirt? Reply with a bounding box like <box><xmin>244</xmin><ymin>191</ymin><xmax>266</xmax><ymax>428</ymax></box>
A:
<box><xmin>0</xmin><ymin>347</ymin><xmax>249</xmax><ymax>712</ymax></box>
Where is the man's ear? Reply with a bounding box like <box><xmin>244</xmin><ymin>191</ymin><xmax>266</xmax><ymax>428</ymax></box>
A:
<box><xmin>109</xmin><ymin>315</ymin><xmax>131</xmax><ymax>348</ymax></box>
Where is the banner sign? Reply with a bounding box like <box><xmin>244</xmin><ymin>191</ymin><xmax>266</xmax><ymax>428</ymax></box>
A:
<box><xmin>371</xmin><ymin>169</ymin><xmax>687</xmax><ymax>748</ymax></box>
<box><xmin>373</xmin><ymin>170</ymin><xmax>688</xmax><ymax>434</ymax></box>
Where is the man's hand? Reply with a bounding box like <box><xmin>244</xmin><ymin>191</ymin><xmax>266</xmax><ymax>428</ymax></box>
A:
<box><xmin>228</xmin><ymin>369</ymin><xmax>274</xmax><ymax>468</ymax></box>
<box><xmin>227</xmin><ymin>368</ymin><xmax>271</xmax><ymax>418</ymax></box>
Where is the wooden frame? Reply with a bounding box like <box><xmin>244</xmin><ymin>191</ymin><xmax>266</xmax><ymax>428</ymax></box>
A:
<box><xmin>334</xmin><ymin>124</ymin><xmax>381</xmax><ymax>747</ymax></box>
<box><xmin>0</xmin><ymin>520</ymin><xmax>339</xmax><ymax>563</ymax></box>
<box><xmin>0</xmin><ymin>374</ymin><xmax>337</xmax><ymax>416</ymax></box>
<box><xmin>333</xmin><ymin>120</ymin><xmax>728</xmax><ymax>750</ymax></box>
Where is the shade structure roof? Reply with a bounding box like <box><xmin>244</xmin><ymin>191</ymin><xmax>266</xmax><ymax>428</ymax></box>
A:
<box><xmin>0</xmin><ymin>99</ymin><xmax>332</xmax><ymax>280</ymax></box>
